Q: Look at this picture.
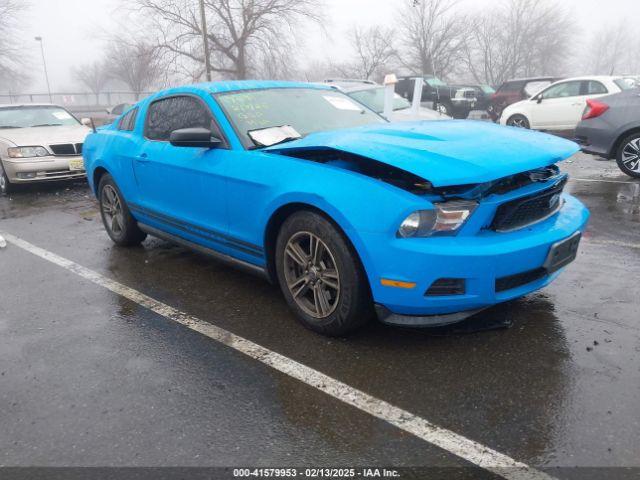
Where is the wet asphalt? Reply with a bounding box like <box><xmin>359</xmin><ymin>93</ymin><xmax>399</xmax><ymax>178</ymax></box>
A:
<box><xmin>0</xmin><ymin>152</ymin><xmax>639</xmax><ymax>478</ymax></box>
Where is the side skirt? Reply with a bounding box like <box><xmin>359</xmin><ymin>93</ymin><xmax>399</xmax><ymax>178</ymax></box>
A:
<box><xmin>138</xmin><ymin>223</ymin><xmax>270</xmax><ymax>281</ymax></box>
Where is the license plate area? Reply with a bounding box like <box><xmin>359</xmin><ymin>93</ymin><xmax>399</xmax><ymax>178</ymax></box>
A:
<box><xmin>543</xmin><ymin>232</ymin><xmax>581</xmax><ymax>274</ymax></box>
<box><xmin>68</xmin><ymin>158</ymin><xmax>84</xmax><ymax>171</ymax></box>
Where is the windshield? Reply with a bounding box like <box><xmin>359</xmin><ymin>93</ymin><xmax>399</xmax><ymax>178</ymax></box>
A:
<box><xmin>614</xmin><ymin>77</ymin><xmax>639</xmax><ymax>90</ymax></box>
<box><xmin>216</xmin><ymin>88</ymin><xmax>384</xmax><ymax>148</ymax></box>
<box><xmin>425</xmin><ymin>77</ymin><xmax>447</xmax><ymax>87</ymax></box>
<box><xmin>348</xmin><ymin>87</ymin><xmax>411</xmax><ymax>114</ymax></box>
<box><xmin>0</xmin><ymin>106</ymin><xmax>80</xmax><ymax>129</ymax></box>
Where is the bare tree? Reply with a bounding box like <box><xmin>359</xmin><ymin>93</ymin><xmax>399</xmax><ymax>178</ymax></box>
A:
<box><xmin>347</xmin><ymin>25</ymin><xmax>397</xmax><ymax>81</ymax></box>
<box><xmin>106</xmin><ymin>37</ymin><xmax>162</xmax><ymax>99</ymax></box>
<box><xmin>131</xmin><ymin>0</ymin><xmax>323</xmax><ymax>80</ymax></box>
<box><xmin>0</xmin><ymin>0</ymin><xmax>30</xmax><ymax>91</ymax></box>
<box><xmin>583</xmin><ymin>23</ymin><xmax>637</xmax><ymax>75</ymax></box>
<box><xmin>462</xmin><ymin>0</ymin><xmax>575</xmax><ymax>86</ymax></box>
<box><xmin>396</xmin><ymin>0</ymin><xmax>466</xmax><ymax>79</ymax></box>
<box><xmin>73</xmin><ymin>61</ymin><xmax>111</xmax><ymax>104</ymax></box>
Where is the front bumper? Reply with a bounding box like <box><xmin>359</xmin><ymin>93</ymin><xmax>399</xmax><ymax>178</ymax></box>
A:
<box><xmin>363</xmin><ymin>194</ymin><xmax>589</xmax><ymax>323</ymax></box>
<box><xmin>2</xmin><ymin>156</ymin><xmax>86</xmax><ymax>183</ymax></box>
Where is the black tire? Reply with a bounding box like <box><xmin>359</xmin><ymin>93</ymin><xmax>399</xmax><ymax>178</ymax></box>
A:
<box><xmin>0</xmin><ymin>159</ymin><xmax>14</xmax><ymax>196</ymax></box>
<box><xmin>98</xmin><ymin>173</ymin><xmax>147</xmax><ymax>246</ymax></box>
<box><xmin>615</xmin><ymin>132</ymin><xmax>640</xmax><ymax>179</ymax></box>
<box><xmin>275</xmin><ymin>211</ymin><xmax>373</xmax><ymax>336</ymax></box>
<box><xmin>434</xmin><ymin>102</ymin><xmax>452</xmax><ymax>116</ymax></box>
<box><xmin>453</xmin><ymin>109</ymin><xmax>471</xmax><ymax>119</ymax></box>
<box><xmin>506</xmin><ymin>114</ymin><xmax>530</xmax><ymax>129</ymax></box>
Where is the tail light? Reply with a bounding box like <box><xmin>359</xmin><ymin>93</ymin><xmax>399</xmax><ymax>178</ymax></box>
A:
<box><xmin>582</xmin><ymin>99</ymin><xmax>609</xmax><ymax>120</ymax></box>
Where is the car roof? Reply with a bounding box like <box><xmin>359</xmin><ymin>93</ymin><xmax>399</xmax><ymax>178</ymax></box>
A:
<box><xmin>504</xmin><ymin>77</ymin><xmax>557</xmax><ymax>83</ymax></box>
<box><xmin>151</xmin><ymin>80</ymin><xmax>332</xmax><ymax>99</ymax></box>
<box><xmin>549</xmin><ymin>75</ymin><xmax>626</xmax><ymax>82</ymax></box>
<box><xmin>0</xmin><ymin>103</ymin><xmax>63</xmax><ymax>109</ymax></box>
<box><xmin>321</xmin><ymin>80</ymin><xmax>382</xmax><ymax>93</ymax></box>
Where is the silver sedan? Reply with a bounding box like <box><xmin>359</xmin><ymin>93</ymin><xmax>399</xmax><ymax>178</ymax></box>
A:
<box><xmin>0</xmin><ymin>104</ymin><xmax>91</xmax><ymax>195</ymax></box>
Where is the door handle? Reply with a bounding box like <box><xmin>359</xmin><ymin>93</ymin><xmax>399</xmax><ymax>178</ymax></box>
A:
<box><xmin>136</xmin><ymin>153</ymin><xmax>150</xmax><ymax>162</ymax></box>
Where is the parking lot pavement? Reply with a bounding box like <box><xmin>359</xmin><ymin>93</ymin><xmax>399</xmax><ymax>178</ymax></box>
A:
<box><xmin>1</xmin><ymin>153</ymin><xmax>639</xmax><ymax>478</ymax></box>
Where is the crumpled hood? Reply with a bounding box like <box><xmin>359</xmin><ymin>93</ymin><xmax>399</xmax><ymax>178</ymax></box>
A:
<box><xmin>266</xmin><ymin>121</ymin><xmax>578</xmax><ymax>187</ymax></box>
<box><xmin>0</xmin><ymin>124</ymin><xmax>91</xmax><ymax>148</ymax></box>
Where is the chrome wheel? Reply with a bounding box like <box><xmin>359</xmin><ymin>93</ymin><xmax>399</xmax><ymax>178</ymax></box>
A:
<box><xmin>435</xmin><ymin>103</ymin><xmax>449</xmax><ymax>115</ymax></box>
<box><xmin>283</xmin><ymin>231</ymin><xmax>340</xmax><ymax>319</ymax></box>
<box><xmin>508</xmin><ymin>117</ymin><xmax>527</xmax><ymax>128</ymax></box>
<box><xmin>101</xmin><ymin>184</ymin><xmax>124</xmax><ymax>236</ymax></box>
<box><xmin>621</xmin><ymin>138</ymin><xmax>640</xmax><ymax>172</ymax></box>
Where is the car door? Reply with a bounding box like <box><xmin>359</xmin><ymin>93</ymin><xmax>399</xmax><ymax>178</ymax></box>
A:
<box><xmin>528</xmin><ymin>80</ymin><xmax>583</xmax><ymax>130</ymax></box>
<box><xmin>132</xmin><ymin>94</ymin><xmax>231</xmax><ymax>251</ymax></box>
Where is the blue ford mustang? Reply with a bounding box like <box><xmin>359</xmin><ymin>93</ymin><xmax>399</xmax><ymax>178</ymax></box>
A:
<box><xmin>84</xmin><ymin>81</ymin><xmax>589</xmax><ymax>336</ymax></box>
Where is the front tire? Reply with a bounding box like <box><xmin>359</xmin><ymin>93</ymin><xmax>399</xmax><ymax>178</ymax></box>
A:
<box><xmin>98</xmin><ymin>173</ymin><xmax>147</xmax><ymax>246</ymax></box>
<box><xmin>275</xmin><ymin>211</ymin><xmax>373</xmax><ymax>336</ymax></box>
<box><xmin>434</xmin><ymin>102</ymin><xmax>452</xmax><ymax>116</ymax></box>
<box><xmin>506</xmin><ymin>114</ymin><xmax>530</xmax><ymax>129</ymax></box>
<box><xmin>0</xmin><ymin>160</ymin><xmax>14</xmax><ymax>196</ymax></box>
<box><xmin>616</xmin><ymin>133</ymin><xmax>640</xmax><ymax>178</ymax></box>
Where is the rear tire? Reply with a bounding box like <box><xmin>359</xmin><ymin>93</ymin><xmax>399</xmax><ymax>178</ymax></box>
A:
<box><xmin>506</xmin><ymin>114</ymin><xmax>530</xmax><ymax>129</ymax></box>
<box><xmin>615</xmin><ymin>132</ymin><xmax>640</xmax><ymax>178</ymax></box>
<box><xmin>275</xmin><ymin>211</ymin><xmax>373</xmax><ymax>336</ymax></box>
<box><xmin>98</xmin><ymin>173</ymin><xmax>147</xmax><ymax>246</ymax></box>
<box><xmin>0</xmin><ymin>160</ymin><xmax>14</xmax><ymax>196</ymax></box>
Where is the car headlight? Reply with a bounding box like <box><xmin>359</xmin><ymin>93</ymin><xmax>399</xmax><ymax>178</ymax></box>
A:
<box><xmin>8</xmin><ymin>146</ymin><xmax>50</xmax><ymax>158</ymax></box>
<box><xmin>397</xmin><ymin>200</ymin><xmax>478</xmax><ymax>238</ymax></box>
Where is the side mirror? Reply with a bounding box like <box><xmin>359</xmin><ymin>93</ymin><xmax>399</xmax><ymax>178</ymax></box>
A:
<box><xmin>169</xmin><ymin>128</ymin><xmax>221</xmax><ymax>148</ymax></box>
<box><xmin>81</xmin><ymin>118</ymin><xmax>92</xmax><ymax>127</ymax></box>
<box><xmin>536</xmin><ymin>96</ymin><xmax>543</xmax><ymax>104</ymax></box>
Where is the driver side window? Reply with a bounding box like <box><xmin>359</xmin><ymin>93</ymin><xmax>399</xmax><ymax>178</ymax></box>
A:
<box><xmin>541</xmin><ymin>81</ymin><xmax>582</xmax><ymax>99</ymax></box>
<box><xmin>145</xmin><ymin>96</ymin><xmax>217</xmax><ymax>141</ymax></box>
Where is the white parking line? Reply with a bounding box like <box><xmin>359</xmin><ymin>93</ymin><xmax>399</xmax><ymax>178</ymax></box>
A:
<box><xmin>586</xmin><ymin>239</ymin><xmax>640</xmax><ymax>250</ymax></box>
<box><xmin>1</xmin><ymin>231</ymin><xmax>555</xmax><ymax>480</ymax></box>
<box><xmin>571</xmin><ymin>177</ymin><xmax>640</xmax><ymax>185</ymax></box>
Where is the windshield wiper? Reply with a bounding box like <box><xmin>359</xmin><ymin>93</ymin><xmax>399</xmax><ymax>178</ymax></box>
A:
<box><xmin>30</xmin><ymin>123</ymin><xmax>63</xmax><ymax>127</ymax></box>
<box><xmin>0</xmin><ymin>125</ymin><xmax>20</xmax><ymax>129</ymax></box>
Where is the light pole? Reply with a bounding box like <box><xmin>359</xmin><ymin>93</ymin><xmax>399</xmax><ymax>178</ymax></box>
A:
<box><xmin>198</xmin><ymin>0</ymin><xmax>212</xmax><ymax>81</ymax></box>
<box><xmin>34</xmin><ymin>36</ymin><xmax>53</xmax><ymax>103</ymax></box>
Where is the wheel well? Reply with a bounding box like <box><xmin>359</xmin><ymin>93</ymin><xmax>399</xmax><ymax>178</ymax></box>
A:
<box><xmin>263</xmin><ymin>203</ymin><xmax>370</xmax><ymax>294</ymax></box>
<box><xmin>93</xmin><ymin>167</ymin><xmax>108</xmax><ymax>194</ymax></box>
<box><xmin>610</xmin><ymin>127</ymin><xmax>640</xmax><ymax>159</ymax></box>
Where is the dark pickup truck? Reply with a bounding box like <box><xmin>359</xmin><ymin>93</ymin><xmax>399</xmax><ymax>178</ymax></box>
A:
<box><xmin>396</xmin><ymin>76</ymin><xmax>476</xmax><ymax>119</ymax></box>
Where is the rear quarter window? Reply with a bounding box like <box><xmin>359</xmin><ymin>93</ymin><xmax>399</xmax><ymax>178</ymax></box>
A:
<box><xmin>118</xmin><ymin>107</ymin><xmax>138</xmax><ymax>131</ymax></box>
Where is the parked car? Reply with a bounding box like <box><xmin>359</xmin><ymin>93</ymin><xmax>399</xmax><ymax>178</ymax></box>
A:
<box><xmin>575</xmin><ymin>88</ymin><xmax>640</xmax><ymax>178</ymax></box>
<box><xmin>0</xmin><ymin>104</ymin><xmax>91</xmax><ymax>195</ymax></box>
<box><xmin>323</xmin><ymin>79</ymin><xmax>449</xmax><ymax>121</ymax></box>
<box><xmin>500</xmin><ymin>76</ymin><xmax>637</xmax><ymax>132</ymax></box>
<box><xmin>452</xmin><ymin>84</ymin><xmax>496</xmax><ymax>112</ymax></box>
<box><xmin>396</xmin><ymin>76</ymin><xmax>476</xmax><ymax>118</ymax></box>
<box><xmin>84</xmin><ymin>81</ymin><xmax>589</xmax><ymax>336</ymax></box>
<box><xmin>488</xmin><ymin>77</ymin><xmax>557</xmax><ymax>122</ymax></box>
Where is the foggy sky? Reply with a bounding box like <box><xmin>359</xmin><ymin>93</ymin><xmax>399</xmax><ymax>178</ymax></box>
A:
<box><xmin>20</xmin><ymin>0</ymin><xmax>640</xmax><ymax>92</ymax></box>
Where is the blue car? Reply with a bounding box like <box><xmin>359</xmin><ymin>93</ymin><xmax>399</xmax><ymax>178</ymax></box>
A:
<box><xmin>84</xmin><ymin>81</ymin><xmax>589</xmax><ymax>336</ymax></box>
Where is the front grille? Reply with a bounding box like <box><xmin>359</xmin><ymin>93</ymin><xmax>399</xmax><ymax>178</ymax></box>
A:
<box><xmin>425</xmin><ymin>278</ymin><xmax>466</xmax><ymax>296</ymax></box>
<box><xmin>496</xmin><ymin>268</ymin><xmax>547</xmax><ymax>293</ymax></box>
<box><xmin>50</xmin><ymin>143</ymin><xmax>83</xmax><ymax>156</ymax></box>
<box><xmin>491</xmin><ymin>177</ymin><xmax>567</xmax><ymax>232</ymax></box>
